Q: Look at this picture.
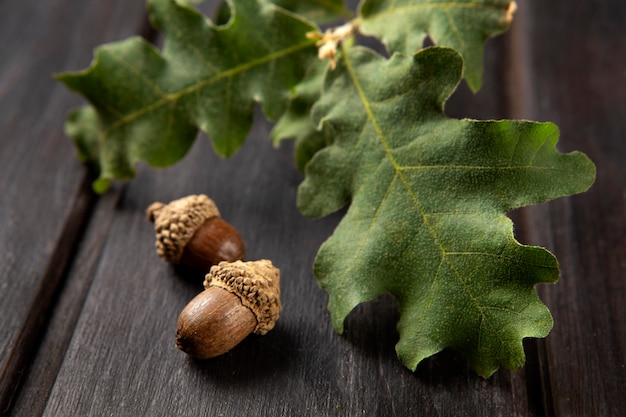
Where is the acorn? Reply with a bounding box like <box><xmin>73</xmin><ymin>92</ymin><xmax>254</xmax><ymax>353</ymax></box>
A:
<box><xmin>175</xmin><ymin>259</ymin><xmax>281</xmax><ymax>358</ymax></box>
<box><xmin>146</xmin><ymin>194</ymin><xmax>245</xmax><ymax>271</ymax></box>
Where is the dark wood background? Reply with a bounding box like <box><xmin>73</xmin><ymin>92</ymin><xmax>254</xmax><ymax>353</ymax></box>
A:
<box><xmin>1</xmin><ymin>0</ymin><xmax>624</xmax><ymax>416</ymax></box>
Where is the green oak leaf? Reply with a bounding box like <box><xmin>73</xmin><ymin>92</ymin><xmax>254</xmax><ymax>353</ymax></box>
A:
<box><xmin>298</xmin><ymin>46</ymin><xmax>595</xmax><ymax>377</ymax></box>
<box><xmin>271</xmin><ymin>58</ymin><xmax>333</xmax><ymax>171</ymax></box>
<box><xmin>175</xmin><ymin>0</ymin><xmax>207</xmax><ymax>5</ymax></box>
<box><xmin>273</xmin><ymin>0</ymin><xmax>352</xmax><ymax>23</ymax></box>
<box><xmin>215</xmin><ymin>0</ymin><xmax>349</xmax><ymax>25</ymax></box>
<box><xmin>56</xmin><ymin>0</ymin><xmax>318</xmax><ymax>191</ymax></box>
<box><xmin>358</xmin><ymin>0</ymin><xmax>515</xmax><ymax>91</ymax></box>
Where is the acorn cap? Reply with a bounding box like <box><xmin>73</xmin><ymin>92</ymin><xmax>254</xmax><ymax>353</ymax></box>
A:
<box><xmin>146</xmin><ymin>194</ymin><xmax>220</xmax><ymax>263</ymax></box>
<box><xmin>204</xmin><ymin>259</ymin><xmax>281</xmax><ymax>335</ymax></box>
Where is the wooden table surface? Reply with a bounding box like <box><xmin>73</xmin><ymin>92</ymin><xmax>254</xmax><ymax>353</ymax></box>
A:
<box><xmin>1</xmin><ymin>0</ymin><xmax>624</xmax><ymax>416</ymax></box>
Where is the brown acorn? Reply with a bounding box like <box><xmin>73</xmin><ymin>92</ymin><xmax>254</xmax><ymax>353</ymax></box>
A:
<box><xmin>175</xmin><ymin>259</ymin><xmax>281</xmax><ymax>359</ymax></box>
<box><xmin>146</xmin><ymin>194</ymin><xmax>245</xmax><ymax>271</ymax></box>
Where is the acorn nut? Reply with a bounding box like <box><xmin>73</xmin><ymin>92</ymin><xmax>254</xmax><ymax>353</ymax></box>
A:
<box><xmin>146</xmin><ymin>194</ymin><xmax>245</xmax><ymax>271</ymax></box>
<box><xmin>175</xmin><ymin>259</ymin><xmax>281</xmax><ymax>358</ymax></box>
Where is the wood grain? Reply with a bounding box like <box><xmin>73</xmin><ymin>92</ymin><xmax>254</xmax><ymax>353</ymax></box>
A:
<box><xmin>2</xmin><ymin>0</ymin><xmax>623</xmax><ymax>416</ymax></box>
<box><xmin>35</xmin><ymin>25</ymin><xmax>534</xmax><ymax>413</ymax></box>
<box><xmin>8</xmin><ymin>189</ymin><xmax>125</xmax><ymax>417</ymax></box>
<box><xmin>40</xmin><ymin>129</ymin><xmax>533</xmax><ymax>417</ymax></box>
<box><xmin>0</xmin><ymin>0</ymin><xmax>149</xmax><ymax>414</ymax></box>
<box><xmin>508</xmin><ymin>1</ymin><xmax>626</xmax><ymax>416</ymax></box>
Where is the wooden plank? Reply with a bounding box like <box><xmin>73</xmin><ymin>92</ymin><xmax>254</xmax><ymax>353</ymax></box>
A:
<box><xmin>43</xmin><ymin>135</ymin><xmax>535</xmax><ymax>417</ymax></box>
<box><xmin>39</xmin><ymin>24</ymin><xmax>536</xmax><ymax>415</ymax></box>
<box><xmin>0</xmin><ymin>0</ymin><xmax>149</xmax><ymax>413</ymax></box>
<box><xmin>8</xmin><ymin>190</ymin><xmax>125</xmax><ymax>417</ymax></box>
<box><xmin>507</xmin><ymin>1</ymin><xmax>626</xmax><ymax>416</ymax></box>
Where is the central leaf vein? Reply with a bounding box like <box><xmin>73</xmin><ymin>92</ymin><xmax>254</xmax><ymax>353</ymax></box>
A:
<box><xmin>100</xmin><ymin>40</ymin><xmax>314</xmax><ymax>142</ymax></box>
<box><xmin>342</xmin><ymin>47</ymin><xmax>489</xmax><ymax>322</ymax></box>
<box><xmin>400</xmin><ymin>165</ymin><xmax>556</xmax><ymax>171</ymax></box>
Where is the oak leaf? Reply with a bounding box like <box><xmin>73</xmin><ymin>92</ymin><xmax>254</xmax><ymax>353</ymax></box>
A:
<box><xmin>298</xmin><ymin>46</ymin><xmax>595</xmax><ymax>377</ymax></box>
<box><xmin>359</xmin><ymin>0</ymin><xmax>516</xmax><ymax>90</ymax></box>
<box><xmin>56</xmin><ymin>0</ymin><xmax>318</xmax><ymax>192</ymax></box>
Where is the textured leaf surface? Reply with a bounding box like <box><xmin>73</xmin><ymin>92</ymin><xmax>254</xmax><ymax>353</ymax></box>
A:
<box><xmin>359</xmin><ymin>0</ymin><xmax>515</xmax><ymax>90</ymax></box>
<box><xmin>298</xmin><ymin>46</ymin><xmax>595</xmax><ymax>377</ymax></box>
<box><xmin>270</xmin><ymin>59</ymin><xmax>332</xmax><ymax>171</ymax></box>
<box><xmin>56</xmin><ymin>0</ymin><xmax>317</xmax><ymax>191</ymax></box>
<box><xmin>273</xmin><ymin>0</ymin><xmax>350</xmax><ymax>23</ymax></box>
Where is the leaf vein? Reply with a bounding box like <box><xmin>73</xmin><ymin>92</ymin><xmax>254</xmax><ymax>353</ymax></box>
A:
<box><xmin>338</xmin><ymin>174</ymin><xmax>400</xmax><ymax>286</ymax></box>
<box><xmin>163</xmin><ymin>24</ymin><xmax>219</xmax><ymax>74</ymax></box>
<box><xmin>100</xmin><ymin>40</ymin><xmax>314</xmax><ymax>141</ymax></box>
<box><xmin>342</xmin><ymin>46</ymin><xmax>489</xmax><ymax>325</ymax></box>
<box><xmin>106</xmin><ymin>47</ymin><xmax>168</xmax><ymax>98</ymax></box>
<box><xmin>370</xmin><ymin>2</ymin><xmax>507</xmax><ymax>19</ymax></box>
<box><xmin>446</xmin><ymin>251</ymin><xmax>559</xmax><ymax>270</ymax></box>
<box><xmin>399</xmin><ymin>165</ymin><xmax>558</xmax><ymax>171</ymax></box>
<box><xmin>443</xmin><ymin>8</ymin><xmax>466</xmax><ymax>50</ymax></box>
